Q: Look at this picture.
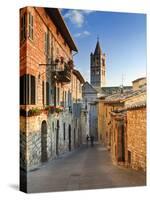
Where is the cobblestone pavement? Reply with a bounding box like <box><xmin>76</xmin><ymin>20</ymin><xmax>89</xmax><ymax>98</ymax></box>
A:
<box><xmin>27</xmin><ymin>144</ymin><xmax>146</xmax><ymax>193</ymax></box>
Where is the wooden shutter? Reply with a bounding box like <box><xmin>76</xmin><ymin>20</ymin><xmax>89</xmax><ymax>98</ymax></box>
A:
<box><xmin>29</xmin><ymin>13</ymin><xmax>33</xmax><ymax>40</ymax></box>
<box><xmin>20</xmin><ymin>14</ymin><xmax>26</xmax><ymax>41</ymax></box>
<box><xmin>46</xmin><ymin>82</ymin><xmax>49</xmax><ymax>105</ymax></box>
<box><xmin>20</xmin><ymin>75</ymin><xmax>24</xmax><ymax>105</ymax></box>
<box><xmin>31</xmin><ymin>75</ymin><xmax>35</xmax><ymax>104</ymax></box>
<box><xmin>42</xmin><ymin>81</ymin><xmax>45</xmax><ymax>105</ymax></box>
<box><xmin>45</xmin><ymin>31</ymin><xmax>49</xmax><ymax>55</ymax></box>
<box><xmin>26</xmin><ymin>74</ymin><xmax>29</xmax><ymax>105</ymax></box>
<box><xmin>44</xmin><ymin>32</ymin><xmax>47</xmax><ymax>54</ymax></box>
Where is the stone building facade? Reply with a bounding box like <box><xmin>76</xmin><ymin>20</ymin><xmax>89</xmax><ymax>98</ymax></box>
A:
<box><xmin>98</xmin><ymin>79</ymin><xmax>146</xmax><ymax>172</ymax></box>
<box><xmin>82</xmin><ymin>82</ymin><xmax>99</xmax><ymax>140</ymax></box>
<box><xmin>126</xmin><ymin>106</ymin><xmax>146</xmax><ymax>171</ymax></box>
<box><xmin>20</xmin><ymin>7</ymin><xmax>87</xmax><ymax>172</ymax></box>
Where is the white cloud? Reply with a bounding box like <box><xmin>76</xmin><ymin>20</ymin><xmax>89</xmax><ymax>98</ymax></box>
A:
<box><xmin>64</xmin><ymin>10</ymin><xmax>84</xmax><ymax>27</ymax></box>
<box><xmin>83</xmin><ymin>30</ymin><xmax>90</xmax><ymax>35</ymax></box>
<box><xmin>74</xmin><ymin>30</ymin><xmax>90</xmax><ymax>38</ymax></box>
<box><xmin>83</xmin><ymin>10</ymin><xmax>94</xmax><ymax>14</ymax></box>
<box><xmin>63</xmin><ymin>9</ymin><xmax>94</xmax><ymax>27</ymax></box>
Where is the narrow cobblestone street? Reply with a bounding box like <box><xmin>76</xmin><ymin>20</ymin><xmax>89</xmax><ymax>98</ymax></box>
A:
<box><xmin>27</xmin><ymin>143</ymin><xmax>146</xmax><ymax>193</ymax></box>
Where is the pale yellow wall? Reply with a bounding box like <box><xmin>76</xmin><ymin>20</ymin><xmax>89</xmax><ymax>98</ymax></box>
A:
<box><xmin>132</xmin><ymin>78</ymin><xmax>146</xmax><ymax>91</ymax></box>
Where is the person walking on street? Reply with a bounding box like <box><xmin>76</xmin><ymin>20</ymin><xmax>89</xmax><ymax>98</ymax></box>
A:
<box><xmin>86</xmin><ymin>135</ymin><xmax>89</xmax><ymax>147</ymax></box>
<box><xmin>90</xmin><ymin>135</ymin><xmax>94</xmax><ymax>147</ymax></box>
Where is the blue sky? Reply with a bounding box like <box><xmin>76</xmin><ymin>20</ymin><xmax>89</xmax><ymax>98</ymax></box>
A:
<box><xmin>61</xmin><ymin>9</ymin><xmax>146</xmax><ymax>86</ymax></box>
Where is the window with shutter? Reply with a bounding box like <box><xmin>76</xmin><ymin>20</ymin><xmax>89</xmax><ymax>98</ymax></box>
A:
<box><xmin>46</xmin><ymin>82</ymin><xmax>49</xmax><ymax>105</ymax></box>
<box><xmin>20</xmin><ymin>74</ymin><xmax>36</xmax><ymax>105</ymax></box>
<box><xmin>20</xmin><ymin>76</ymin><xmax>24</xmax><ymax>105</ymax></box>
<box><xmin>44</xmin><ymin>31</ymin><xmax>49</xmax><ymax>55</ymax></box>
<box><xmin>20</xmin><ymin>13</ymin><xmax>26</xmax><ymax>42</ymax></box>
<box><xmin>26</xmin><ymin>74</ymin><xmax>30</xmax><ymax>105</ymax></box>
<box><xmin>31</xmin><ymin>75</ymin><xmax>35</xmax><ymax>104</ymax></box>
<box><xmin>29</xmin><ymin>12</ymin><xmax>33</xmax><ymax>40</ymax></box>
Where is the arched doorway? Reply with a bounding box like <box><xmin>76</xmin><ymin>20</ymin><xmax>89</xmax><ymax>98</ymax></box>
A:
<box><xmin>41</xmin><ymin>121</ymin><xmax>48</xmax><ymax>162</ymax></box>
<box><xmin>68</xmin><ymin>124</ymin><xmax>71</xmax><ymax>151</ymax></box>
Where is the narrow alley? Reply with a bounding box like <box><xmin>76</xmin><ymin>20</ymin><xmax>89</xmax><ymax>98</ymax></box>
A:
<box><xmin>27</xmin><ymin>143</ymin><xmax>146</xmax><ymax>193</ymax></box>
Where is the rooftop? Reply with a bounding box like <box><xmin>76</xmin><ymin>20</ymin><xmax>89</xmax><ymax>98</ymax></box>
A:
<box><xmin>104</xmin><ymin>86</ymin><xmax>146</xmax><ymax>103</ymax></box>
<box><xmin>45</xmin><ymin>8</ymin><xmax>78</xmax><ymax>52</ymax></box>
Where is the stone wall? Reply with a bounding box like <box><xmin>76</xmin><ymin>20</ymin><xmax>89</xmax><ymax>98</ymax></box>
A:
<box><xmin>20</xmin><ymin>109</ymin><xmax>87</xmax><ymax>171</ymax></box>
<box><xmin>98</xmin><ymin>100</ymin><xmax>124</xmax><ymax>149</ymax></box>
<box><xmin>127</xmin><ymin>107</ymin><xmax>146</xmax><ymax>171</ymax></box>
<box><xmin>111</xmin><ymin>113</ymin><xmax>127</xmax><ymax>166</ymax></box>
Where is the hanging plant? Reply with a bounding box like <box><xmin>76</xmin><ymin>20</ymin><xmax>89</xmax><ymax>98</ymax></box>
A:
<box><xmin>55</xmin><ymin>106</ymin><xmax>63</xmax><ymax>113</ymax></box>
<box><xmin>28</xmin><ymin>107</ymin><xmax>41</xmax><ymax>116</ymax></box>
<box><xmin>20</xmin><ymin>107</ymin><xmax>41</xmax><ymax>117</ymax></box>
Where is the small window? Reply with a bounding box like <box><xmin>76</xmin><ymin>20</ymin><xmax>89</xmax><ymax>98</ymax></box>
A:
<box><xmin>20</xmin><ymin>13</ymin><xmax>26</xmax><ymax>41</ymax></box>
<box><xmin>28</xmin><ymin>12</ymin><xmax>33</xmax><ymax>40</ymax></box>
<box><xmin>102</xmin><ymin>58</ymin><xmax>105</xmax><ymax>66</ymax></box>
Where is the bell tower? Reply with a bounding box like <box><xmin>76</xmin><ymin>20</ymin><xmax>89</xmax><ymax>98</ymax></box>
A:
<box><xmin>90</xmin><ymin>39</ymin><xmax>106</xmax><ymax>90</ymax></box>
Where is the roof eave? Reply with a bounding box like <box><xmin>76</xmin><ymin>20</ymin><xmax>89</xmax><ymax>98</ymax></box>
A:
<box><xmin>45</xmin><ymin>8</ymin><xmax>78</xmax><ymax>52</ymax></box>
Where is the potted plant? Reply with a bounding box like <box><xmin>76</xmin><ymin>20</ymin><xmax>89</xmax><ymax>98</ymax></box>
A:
<box><xmin>55</xmin><ymin>106</ymin><xmax>63</xmax><ymax>113</ymax></box>
<box><xmin>28</xmin><ymin>107</ymin><xmax>41</xmax><ymax>117</ymax></box>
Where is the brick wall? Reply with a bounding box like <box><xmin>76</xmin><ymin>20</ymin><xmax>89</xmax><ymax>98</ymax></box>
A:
<box><xmin>127</xmin><ymin>107</ymin><xmax>146</xmax><ymax>171</ymax></box>
<box><xmin>20</xmin><ymin>7</ymin><xmax>86</xmax><ymax>171</ymax></box>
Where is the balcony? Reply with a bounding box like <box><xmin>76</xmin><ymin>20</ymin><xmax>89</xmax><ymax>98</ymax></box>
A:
<box><xmin>52</xmin><ymin>68</ymin><xmax>71</xmax><ymax>83</ymax></box>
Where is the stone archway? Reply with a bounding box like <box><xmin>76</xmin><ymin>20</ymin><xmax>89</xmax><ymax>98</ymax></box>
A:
<box><xmin>41</xmin><ymin>120</ymin><xmax>48</xmax><ymax>162</ymax></box>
